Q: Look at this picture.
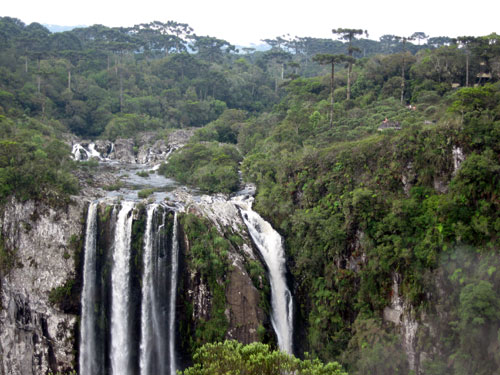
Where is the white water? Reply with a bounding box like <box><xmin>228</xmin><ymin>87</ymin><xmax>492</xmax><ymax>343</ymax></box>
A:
<box><xmin>235</xmin><ymin>197</ymin><xmax>294</xmax><ymax>354</ymax></box>
<box><xmin>452</xmin><ymin>146</ymin><xmax>464</xmax><ymax>174</ymax></box>
<box><xmin>139</xmin><ymin>204</ymin><xmax>157</xmax><ymax>375</ymax></box>
<box><xmin>110</xmin><ymin>201</ymin><xmax>135</xmax><ymax>375</ymax></box>
<box><xmin>88</xmin><ymin>143</ymin><xmax>103</xmax><ymax>159</ymax></box>
<box><xmin>169</xmin><ymin>212</ymin><xmax>179</xmax><ymax>375</ymax></box>
<box><xmin>71</xmin><ymin>142</ymin><xmax>110</xmax><ymax>161</ymax></box>
<box><xmin>79</xmin><ymin>202</ymin><xmax>98</xmax><ymax>375</ymax></box>
<box><xmin>72</xmin><ymin>143</ymin><xmax>88</xmax><ymax>161</ymax></box>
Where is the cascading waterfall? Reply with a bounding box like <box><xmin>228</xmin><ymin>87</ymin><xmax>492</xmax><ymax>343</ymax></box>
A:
<box><xmin>169</xmin><ymin>212</ymin><xmax>179</xmax><ymax>375</ymax></box>
<box><xmin>79</xmin><ymin>202</ymin><xmax>98</xmax><ymax>375</ymax></box>
<box><xmin>110</xmin><ymin>201</ymin><xmax>135</xmax><ymax>375</ymax></box>
<box><xmin>236</xmin><ymin>197</ymin><xmax>294</xmax><ymax>354</ymax></box>
<box><xmin>78</xmin><ymin>193</ymin><xmax>291</xmax><ymax>372</ymax></box>
<box><xmin>139</xmin><ymin>204</ymin><xmax>158</xmax><ymax>375</ymax></box>
<box><xmin>79</xmin><ymin>201</ymin><xmax>180</xmax><ymax>375</ymax></box>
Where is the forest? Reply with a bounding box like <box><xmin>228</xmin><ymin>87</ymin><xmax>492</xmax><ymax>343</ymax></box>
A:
<box><xmin>0</xmin><ymin>16</ymin><xmax>499</xmax><ymax>374</ymax></box>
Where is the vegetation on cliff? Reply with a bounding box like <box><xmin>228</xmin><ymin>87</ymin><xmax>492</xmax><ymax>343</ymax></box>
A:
<box><xmin>0</xmin><ymin>14</ymin><xmax>499</xmax><ymax>374</ymax></box>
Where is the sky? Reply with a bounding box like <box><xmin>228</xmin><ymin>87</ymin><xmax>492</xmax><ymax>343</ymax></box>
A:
<box><xmin>2</xmin><ymin>0</ymin><xmax>500</xmax><ymax>46</ymax></box>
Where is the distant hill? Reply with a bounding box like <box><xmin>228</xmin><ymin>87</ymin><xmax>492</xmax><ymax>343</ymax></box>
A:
<box><xmin>43</xmin><ymin>24</ymin><xmax>86</xmax><ymax>33</ymax></box>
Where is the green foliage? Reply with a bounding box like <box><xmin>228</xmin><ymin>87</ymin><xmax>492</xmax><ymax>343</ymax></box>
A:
<box><xmin>0</xmin><ymin>232</ymin><xmax>17</xmax><ymax>275</ymax></box>
<box><xmin>160</xmin><ymin>142</ymin><xmax>242</xmax><ymax>193</ymax></box>
<box><xmin>181</xmin><ymin>340</ymin><xmax>347</xmax><ymax>375</ymax></box>
<box><xmin>48</xmin><ymin>279</ymin><xmax>75</xmax><ymax>306</ymax></box>
<box><xmin>102</xmin><ymin>114</ymin><xmax>166</xmax><ymax>141</ymax></box>
<box><xmin>0</xmin><ymin>116</ymin><xmax>78</xmax><ymax>205</ymax></box>
<box><xmin>191</xmin><ymin>109</ymin><xmax>247</xmax><ymax>144</ymax></box>
<box><xmin>180</xmin><ymin>213</ymin><xmax>231</xmax><ymax>349</ymax></box>
<box><xmin>342</xmin><ymin>317</ymin><xmax>408</xmax><ymax>375</ymax></box>
<box><xmin>241</xmin><ymin>72</ymin><xmax>499</xmax><ymax>363</ymax></box>
<box><xmin>137</xmin><ymin>188</ymin><xmax>155</xmax><ymax>199</ymax></box>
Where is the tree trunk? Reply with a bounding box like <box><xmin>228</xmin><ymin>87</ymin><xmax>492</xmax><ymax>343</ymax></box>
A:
<box><xmin>25</xmin><ymin>56</ymin><xmax>28</xmax><ymax>73</ymax></box>
<box><xmin>330</xmin><ymin>62</ymin><xmax>335</xmax><ymax>126</ymax></box>
<box><xmin>347</xmin><ymin>63</ymin><xmax>352</xmax><ymax>100</ymax></box>
<box><xmin>465</xmin><ymin>52</ymin><xmax>470</xmax><ymax>87</ymax></box>
<box><xmin>401</xmin><ymin>54</ymin><xmax>406</xmax><ymax>104</ymax></box>
<box><xmin>68</xmin><ymin>70</ymin><xmax>71</xmax><ymax>91</ymax></box>
<box><xmin>119</xmin><ymin>69</ymin><xmax>123</xmax><ymax>112</ymax></box>
<box><xmin>37</xmin><ymin>75</ymin><xmax>41</xmax><ymax>94</ymax></box>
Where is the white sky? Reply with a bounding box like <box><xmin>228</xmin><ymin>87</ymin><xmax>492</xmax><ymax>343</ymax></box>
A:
<box><xmin>2</xmin><ymin>0</ymin><xmax>500</xmax><ymax>46</ymax></box>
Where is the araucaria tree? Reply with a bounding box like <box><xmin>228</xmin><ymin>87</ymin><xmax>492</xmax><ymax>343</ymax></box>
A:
<box><xmin>395</xmin><ymin>35</ymin><xmax>414</xmax><ymax>104</ymax></box>
<box><xmin>313</xmin><ymin>53</ymin><xmax>353</xmax><ymax>126</ymax></box>
<box><xmin>332</xmin><ymin>28</ymin><xmax>367</xmax><ymax>100</ymax></box>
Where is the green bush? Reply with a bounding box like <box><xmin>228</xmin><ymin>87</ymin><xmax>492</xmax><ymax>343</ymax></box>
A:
<box><xmin>181</xmin><ymin>340</ymin><xmax>347</xmax><ymax>375</ymax></box>
<box><xmin>160</xmin><ymin>142</ymin><xmax>242</xmax><ymax>193</ymax></box>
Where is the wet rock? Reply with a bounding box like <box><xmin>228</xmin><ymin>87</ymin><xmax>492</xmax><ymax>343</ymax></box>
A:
<box><xmin>110</xmin><ymin>138</ymin><xmax>136</xmax><ymax>163</ymax></box>
<box><xmin>0</xmin><ymin>197</ymin><xmax>86</xmax><ymax>374</ymax></box>
<box><xmin>383</xmin><ymin>273</ymin><xmax>420</xmax><ymax>373</ymax></box>
<box><xmin>93</xmin><ymin>140</ymin><xmax>114</xmax><ymax>157</ymax></box>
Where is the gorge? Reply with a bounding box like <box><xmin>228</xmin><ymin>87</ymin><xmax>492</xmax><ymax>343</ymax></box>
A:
<box><xmin>5</xmin><ymin>138</ymin><xmax>296</xmax><ymax>375</ymax></box>
<box><xmin>1</xmin><ymin>17</ymin><xmax>499</xmax><ymax>375</ymax></box>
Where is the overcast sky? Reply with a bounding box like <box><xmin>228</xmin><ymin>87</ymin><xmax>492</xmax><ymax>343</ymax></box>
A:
<box><xmin>3</xmin><ymin>0</ymin><xmax>499</xmax><ymax>45</ymax></box>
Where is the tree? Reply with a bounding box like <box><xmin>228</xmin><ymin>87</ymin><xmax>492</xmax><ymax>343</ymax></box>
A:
<box><xmin>192</xmin><ymin>36</ymin><xmax>236</xmax><ymax>63</ymax></box>
<box><xmin>379</xmin><ymin>34</ymin><xmax>399</xmax><ymax>53</ymax></box>
<box><xmin>332</xmin><ymin>28</ymin><xmax>368</xmax><ymax>100</ymax></box>
<box><xmin>427</xmin><ymin>36</ymin><xmax>452</xmax><ymax>49</ymax></box>
<box><xmin>263</xmin><ymin>49</ymin><xmax>292</xmax><ymax>92</ymax></box>
<box><xmin>411</xmin><ymin>32</ymin><xmax>428</xmax><ymax>45</ymax></box>
<box><xmin>394</xmin><ymin>35</ymin><xmax>414</xmax><ymax>104</ymax></box>
<box><xmin>181</xmin><ymin>340</ymin><xmax>347</xmax><ymax>375</ymax></box>
<box><xmin>456</xmin><ymin>36</ymin><xmax>478</xmax><ymax>87</ymax></box>
<box><xmin>313</xmin><ymin>53</ymin><xmax>353</xmax><ymax>125</ymax></box>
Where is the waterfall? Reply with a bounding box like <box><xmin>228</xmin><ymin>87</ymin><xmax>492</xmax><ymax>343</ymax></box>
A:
<box><xmin>79</xmin><ymin>202</ymin><xmax>98</xmax><ymax>375</ymax></box>
<box><xmin>169</xmin><ymin>212</ymin><xmax>179</xmax><ymax>375</ymax></box>
<box><xmin>139</xmin><ymin>204</ymin><xmax>157</xmax><ymax>375</ymax></box>
<box><xmin>139</xmin><ymin>206</ymin><xmax>178</xmax><ymax>375</ymax></box>
<box><xmin>236</xmin><ymin>198</ymin><xmax>294</xmax><ymax>354</ymax></box>
<box><xmin>72</xmin><ymin>143</ymin><xmax>88</xmax><ymax>161</ymax></box>
<box><xmin>110</xmin><ymin>201</ymin><xmax>135</xmax><ymax>375</ymax></box>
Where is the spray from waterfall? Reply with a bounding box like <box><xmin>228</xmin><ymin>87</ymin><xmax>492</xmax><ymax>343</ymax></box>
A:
<box><xmin>79</xmin><ymin>202</ymin><xmax>98</xmax><ymax>375</ymax></box>
<box><xmin>169</xmin><ymin>212</ymin><xmax>179</xmax><ymax>375</ymax></box>
<box><xmin>139</xmin><ymin>205</ymin><xmax>157</xmax><ymax>375</ymax></box>
<box><xmin>110</xmin><ymin>201</ymin><xmax>135</xmax><ymax>375</ymax></box>
<box><xmin>235</xmin><ymin>197</ymin><xmax>294</xmax><ymax>354</ymax></box>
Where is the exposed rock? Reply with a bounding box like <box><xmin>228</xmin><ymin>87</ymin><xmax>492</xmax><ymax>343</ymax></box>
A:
<box><xmin>167</xmin><ymin>129</ymin><xmax>194</xmax><ymax>148</ymax></box>
<box><xmin>225</xmin><ymin>262</ymin><xmax>266</xmax><ymax>344</ymax></box>
<box><xmin>0</xmin><ymin>197</ymin><xmax>87</xmax><ymax>374</ymax></box>
<box><xmin>452</xmin><ymin>146</ymin><xmax>464</xmax><ymax>175</ymax></box>
<box><xmin>383</xmin><ymin>273</ymin><xmax>420</xmax><ymax>373</ymax></box>
<box><xmin>110</xmin><ymin>138</ymin><xmax>136</xmax><ymax>163</ymax></box>
<box><xmin>345</xmin><ymin>230</ymin><xmax>367</xmax><ymax>273</ymax></box>
<box><xmin>136</xmin><ymin>140</ymin><xmax>171</xmax><ymax>164</ymax></box>
<box><xmin>402</xmin><ymin>162</ymin><xmax>417</xmax><ymax>196</ymax></box>
<box><xmin>178</xmin><ymin>191</ymin><xmax>267</xmax><ymax>345</ymax></box>
<box><xmin>93</xmin><ymin>139</ymin><xmax>114</xmax><ymax>157</ymax></box>
<box><xmin>433</xmin><ymin>176</ymin><xmax>448</xmax><ymax>194</ymax></box>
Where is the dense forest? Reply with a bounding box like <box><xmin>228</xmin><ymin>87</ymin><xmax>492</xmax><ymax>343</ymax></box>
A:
<box><xmin>1</xmin><ymin>16</ymin><xmax>499</xmax><ymax>374</ymax></box>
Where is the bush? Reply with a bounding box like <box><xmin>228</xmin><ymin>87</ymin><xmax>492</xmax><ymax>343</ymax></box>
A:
<box><xmin>159</xmin><ymin>142</ymin><xmax>242</xmax><ymax>193</ymax></box>
<box><xmin>181</xmin><ymin>340</ymin><xmax>347</xmax><ymax>375</ymax></box>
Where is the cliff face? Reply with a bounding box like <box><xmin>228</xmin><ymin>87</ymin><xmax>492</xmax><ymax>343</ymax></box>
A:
<box><xmin>0</xmin><ymin>192</ymin><xmax>271</xmax><ymax>374</ymax></box>
<box><xmin>0</xmin><ymin>198</ymin><xmax>86</xmax><ymax>375</ymax></box>
<box><xmin>177</xmin><ymin>194</ymin><xmax>270</xmax><ymax>365</ymax></box>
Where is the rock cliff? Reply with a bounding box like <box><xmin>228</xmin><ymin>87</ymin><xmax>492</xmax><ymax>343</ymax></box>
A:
<box><xmin>0</xmin><ymin>198</ymin><xmax>87</xmax><ymax>375</ymax></box>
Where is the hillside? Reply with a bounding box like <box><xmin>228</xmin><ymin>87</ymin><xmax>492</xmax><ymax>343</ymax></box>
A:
<box><xmin>0</xmin><ymin>16</ymin><xmax>499</xmax><ymax>375</ymax></box>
